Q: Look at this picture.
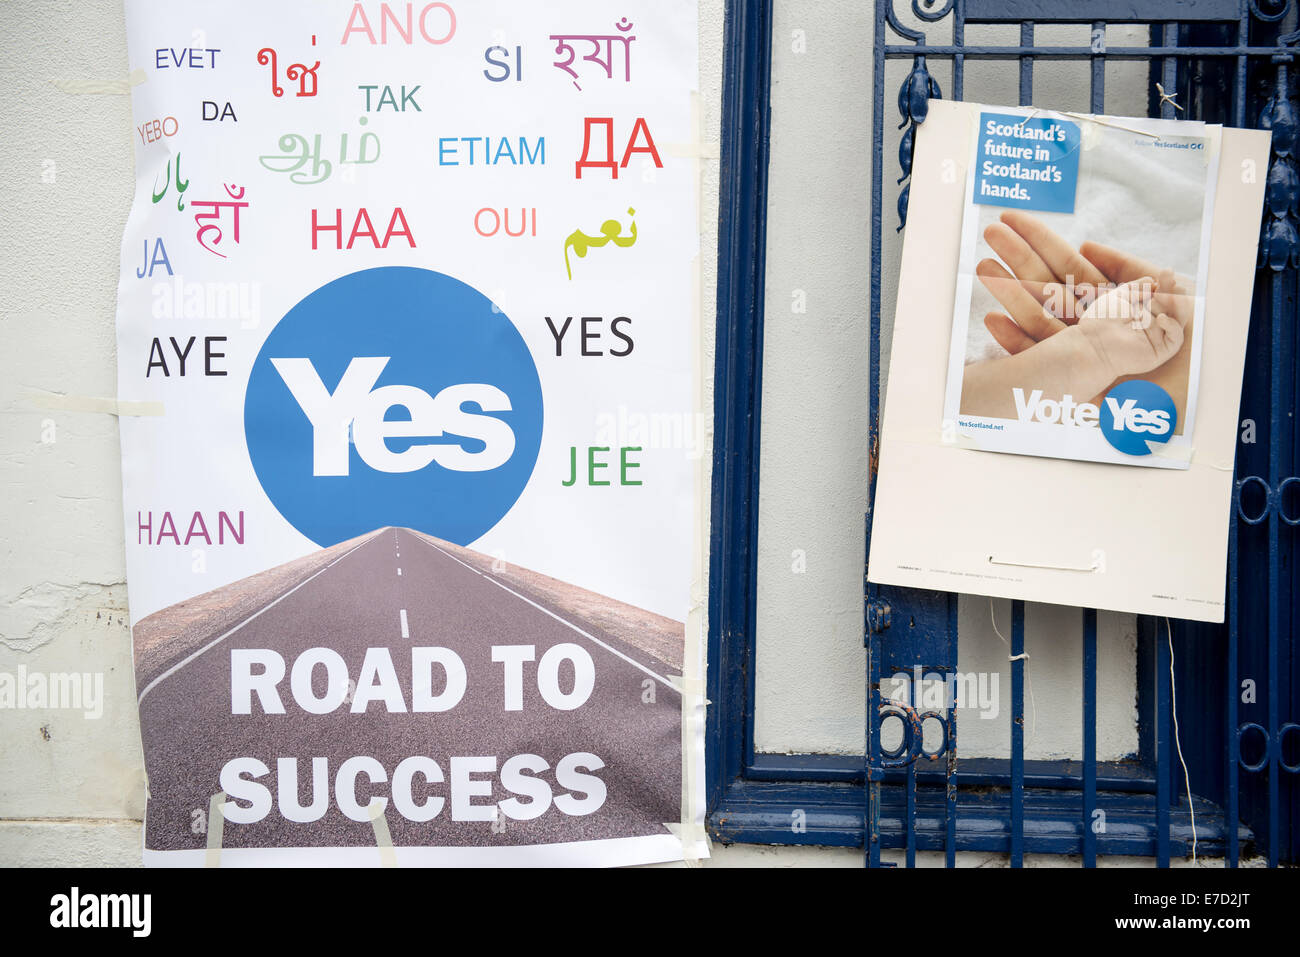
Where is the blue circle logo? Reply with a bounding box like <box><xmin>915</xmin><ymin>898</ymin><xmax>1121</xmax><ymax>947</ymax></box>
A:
<box><xmin>245</xmin><ymin>267</ymin><xmax>543</xmax><ymax>547</ymax></box>
<box><xmin>1098</xmin><ymin>379</ymin><xmax>1176</xmax><ymax>456</ymax></box>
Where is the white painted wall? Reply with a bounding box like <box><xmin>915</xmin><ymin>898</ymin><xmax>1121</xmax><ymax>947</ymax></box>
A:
<box><xmin>0</xmin><ymin>0</ymin><xmax>1158</xmax><ymax>866</ymax></box>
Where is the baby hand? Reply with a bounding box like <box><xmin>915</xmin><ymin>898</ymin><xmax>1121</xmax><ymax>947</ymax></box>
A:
<box><xmin>1076</xmin><ymin>269</ymin><xmax>1190</xmax><ymax>380</ymax></box>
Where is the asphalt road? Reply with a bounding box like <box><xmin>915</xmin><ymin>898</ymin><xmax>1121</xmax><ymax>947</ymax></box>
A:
<box><xmin>137</xmin><ymin>527</ymin><xmax>682</xmax><ymax>851</ymax></box>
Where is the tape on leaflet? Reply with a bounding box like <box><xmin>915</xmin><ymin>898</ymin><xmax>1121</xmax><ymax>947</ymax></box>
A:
<box><xmin>52</xmin><ymin>69</ymin><xmax>147</xmax><ymax>95</ymax></box>
<box><xmin>26</xmin><ymin>392</ymin><xmax>165</xmax><ymax>417</ymax></box>
<box><xmin>666</xmin><ymin>90</ymin><xmax>719</xmax><ymax>161</ymax></box>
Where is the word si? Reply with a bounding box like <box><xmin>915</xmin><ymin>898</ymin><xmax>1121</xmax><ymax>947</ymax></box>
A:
<box><xmin>575</xmin><ymin>117</ymin><xmax>663</xmax><ymax>179</ymax></box>
<box><xmin>271</xmin><ymin>356</ymin><xmax>513</xmax><ymax>474</ymax></box>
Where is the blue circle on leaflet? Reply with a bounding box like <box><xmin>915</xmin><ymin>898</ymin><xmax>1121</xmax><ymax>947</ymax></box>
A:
<box><xmin>1098</xmin><ymin>380</ymin><xmax>1177</xmax><ymax>456</ymax></box>
<box><xmin>244</xmin><ymin>267</ymin><xmax>543</xmax><ymax>547</ymax></box>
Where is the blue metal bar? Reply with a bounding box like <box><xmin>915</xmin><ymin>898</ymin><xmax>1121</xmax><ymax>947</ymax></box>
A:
<box><xmin>1011</xmin><ymin>600</ymin><xmax>1026</xmax><ymax>867</ymax></box>
<box><xmin>1227</xmin><ymin>488</ymin><xmax>1240</xmax><ymax>866</ymax></box>
<box><xmin>953</xmin><ymin>2</ymin><xmax>965</xmax><ymax>100</ymax></box>
<box><xmin>882</xmin><ymin>44</ymin><xmax>1300</xmax><ymax>57</ymax></box>
<box><xmin>1083</xmin><ymin>609</ymin><xmax>1098</xmax><ymax>867</ymax></box>
<box><xmin>1157</xmin><ymin>618</ymin><xmax>1172</xmax><ymax>867</ymax></box>
<box><xmin>1268</xmin><ymin>270</ymin><xmax>1282</xmax><ymax>867</ymax></box>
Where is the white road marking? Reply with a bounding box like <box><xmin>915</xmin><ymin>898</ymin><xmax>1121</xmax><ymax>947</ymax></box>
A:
<box><xmin>413</xmin><ymin>533</ymin><xmax>676</xmax><ymax>692</ymax></box>
<box><xmin>137</xmin><ymin>530</ymin><xmax>381</xmax><ymax>704</ymax></box>
<box><xmin>397</xmin><ymin>568</ymin><xmax>402</xmax><ymax>576</ymax></box>
<box><xmin>400</xmin><ymin>608</ymin><xmax>409</xmax><ymax>638</ymax></box>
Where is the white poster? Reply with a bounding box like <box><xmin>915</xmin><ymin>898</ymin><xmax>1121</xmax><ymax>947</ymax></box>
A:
<box><xmin>945</xmin><ymin>107</ymin><xmax>1220</xmax><ymax>469</ymax></box>
<box><xmin>868</xmin><ymin>101</ymin><xmax>1269</xmax><ymax>623</ymax></box>
<box><xmin>116</xmin><ymin>0</ymin><xmax>704</xmax><ymax>866</ymax></box>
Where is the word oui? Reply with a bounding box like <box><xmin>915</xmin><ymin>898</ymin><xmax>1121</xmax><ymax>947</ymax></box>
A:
<box><xmin>272</xmin><ymin>356</ymin><xmax>512</xmax><ymax>474</ymax></box>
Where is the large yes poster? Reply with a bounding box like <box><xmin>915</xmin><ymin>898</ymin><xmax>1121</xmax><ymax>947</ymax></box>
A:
<box><xmin>116</xmin><ymin>0</ymin><xmax>703</xmax><ymax>866</ymax></box>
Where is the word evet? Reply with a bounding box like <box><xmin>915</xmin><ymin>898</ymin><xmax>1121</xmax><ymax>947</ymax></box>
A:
<box><xmin>155</xmin><ymin>47</ymin><xmax>220</xmax><ymax>69</ymax></box>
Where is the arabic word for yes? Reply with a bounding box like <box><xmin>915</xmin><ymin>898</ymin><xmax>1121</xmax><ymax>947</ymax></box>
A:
<box><xmin>565</xmin><ymin>208</ymin><xmax>637</xmax><ymax>281</ymax></box>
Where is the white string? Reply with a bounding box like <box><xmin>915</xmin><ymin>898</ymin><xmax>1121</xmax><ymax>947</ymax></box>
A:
<box><xmin>990</xmin><ymin>598</ymin><xmax>1037</xmax><ymax>735</ymax></box>
<box><xmin>1155</xmin><ymin>82</ymin><xmax>1185</xmax><ymax>113</ymax></box>
<box><xmin>1167</xmin><ymin>617</ymin><xmax>1198</xmax><ymax>863</ymax></box>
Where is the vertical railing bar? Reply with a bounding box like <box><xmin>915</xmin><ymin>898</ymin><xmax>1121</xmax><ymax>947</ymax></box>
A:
<box><xmin>1225</xmin><ymin>3</ymin><xmax>1249</xmax><ymax>870</ymax></box>
<box><xmin>1007</xmin><ymin>21</ymin><xmax>1033</xmax><ymax>871</ymax></box>
<box><xmin>1083</xmin><ymin>608</ymin><xmax>1098</xmax><ymax>867</ymax></box>
<box><xmin>1157</xmin><ymin>619</ymin><xmax>1172</xmax><ymax>866</ymax></box>
<box><xmin>866</xmin><ymin>0</ymin><xmax>888</xmax><ymax>871</ymax></box>
<box><xmin>1154</xmin><ymin>22</ymin><xmax>1180</xmax><ymax>870</ymax></box>
<box><xmin>1011</xmin><ymin>599</ymin><xmax>1026</xmax><ymax>867</ymax></box>
<box><xmin>953</xmin><ymin>2</ymin><xmax>965</xmax><ymax>100</ymax></box>
<box><xmin>906</xmin><ymin>706</ymin><xmax>917</xmax><ymax>867</ymax></box>
<box><xmin>1082</xmin><ymin>29</ymin><xmax>1105</xmax><ymax>870</ymax></box>
<box><xmin>1267</xmin><ymin>269</ymin><xmax>1281</xmax><ymax>868</ymax></box>
<box><xmin>1227</xmin><ymin>490</ymin><xmax>1240</xmax><ymax>867</ymax></box>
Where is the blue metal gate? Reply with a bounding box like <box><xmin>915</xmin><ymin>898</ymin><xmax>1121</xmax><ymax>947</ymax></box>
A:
<box><xmin>866</xmin><ymin>0</ymin><xmax>1300</xmax><ymax>867</ymax></box>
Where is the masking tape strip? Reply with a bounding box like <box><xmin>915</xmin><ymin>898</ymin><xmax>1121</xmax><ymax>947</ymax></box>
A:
<box><xmin>368</xmin><ymin>802</ymin><xmax>398</xmax><ymax>868</ymax></box>
<box><xmin>52</xmin><ymin>69</ymin><xmax>147</xmax><ymax>95</ymax></box>
<box><xmin>670</xmin><ymin>87</ymin><xmax>711</xmax><ymax>867</ymax></box>
<box><xmin>26</xmin><ymin>392</ymin><xmax>165</xmax><ymax>417</ymax></box>
<box><xmin>205</xmin><ymin>791</ymin><xmax>225</xmax><ymax>868</ymax></box>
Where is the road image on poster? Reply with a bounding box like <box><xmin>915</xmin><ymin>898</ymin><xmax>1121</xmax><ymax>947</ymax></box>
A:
<box><xmin>944</xmin><ymin>108</ymin><xmax>1220</xmax><ymax>469</ymax></box>
<box><xmin>116</xmin><ymin>0</ymin><xmax>703</xmax><ymax>867</ymax></box>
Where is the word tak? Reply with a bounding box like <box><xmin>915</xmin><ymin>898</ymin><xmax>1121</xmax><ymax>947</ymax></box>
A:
<box><xmin>260</xmin><ymin>125</ymin><xmax>380</xmax><ymax>185</ymax></box>
<box><xmin>193</xmin><ymin>185</ymin><xmax>248</xmax><ymax>259</ymax></box>
<box><xmin>565</xmin><ymin>208</ymin><xmax>637</xmax><ymax>280</ymax></box>
<box><xmin>552</xmin><ymin>18</ymin><xmax>635</xmax><ymax>91</ymax></box>
<box><xmin>359</xmin><ymin>85</ymin><xmax>421</xmax><ymax>112</ymax></box>
<box><xmin>258</xmin><ymin>46</ymin><xmax>320</xmax><ymax>98</ymax></box>
<box><xmin>152</xmin><ymin>153</ymin><xmax>189</xmax><ymax>212</ymax></box>
<box><xmin>575</xmin><ymin>117</ymin><xmax>663</xmax><ymax>180</ymax></box>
